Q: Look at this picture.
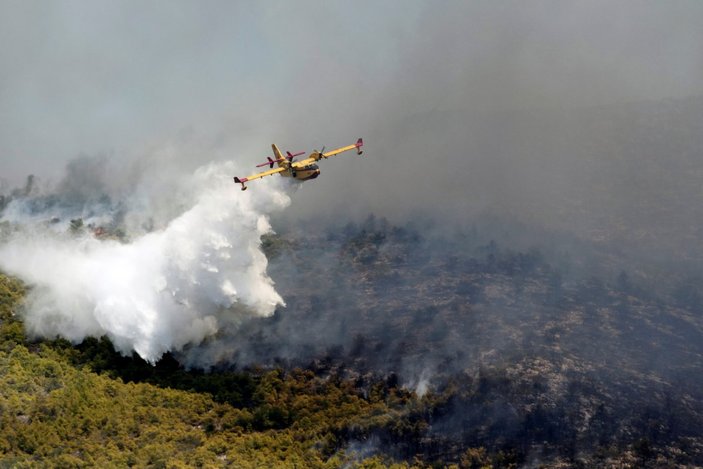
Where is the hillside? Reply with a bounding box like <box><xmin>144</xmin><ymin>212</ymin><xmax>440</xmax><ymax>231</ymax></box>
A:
<box><xmin>3</xmin><ymin>212</ymin><xmax>703</xmax><ymax>467</ymax></box>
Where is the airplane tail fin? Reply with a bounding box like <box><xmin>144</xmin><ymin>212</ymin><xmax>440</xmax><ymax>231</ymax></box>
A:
<box><xmin>272</xmin><ymin>144</ymin><xmax>287</xmax><ymax>167</ymax></box>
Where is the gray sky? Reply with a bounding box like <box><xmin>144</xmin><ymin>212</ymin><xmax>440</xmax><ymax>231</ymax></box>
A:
<box><xmin>2</xmin><ymin>1</ymin><xmax>703</xmax><ymax>223</ymax></box>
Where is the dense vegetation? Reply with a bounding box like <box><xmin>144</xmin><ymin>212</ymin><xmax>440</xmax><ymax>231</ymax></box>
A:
<box><xmin>1</xmin><ymin>273</ymin><xmax>428</xmax><ymax>467</ymax></box>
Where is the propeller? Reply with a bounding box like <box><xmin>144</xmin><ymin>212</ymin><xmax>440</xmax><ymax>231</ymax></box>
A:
<box><xmin>313</xmin><ymin>146</ymin><xmax>326</xmax><ymax>159</ymax></box>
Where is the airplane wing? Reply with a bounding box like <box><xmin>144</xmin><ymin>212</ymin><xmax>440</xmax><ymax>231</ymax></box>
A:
<box><xmin>321</xmin><ymin>138</ymin><xmax>364</xmax><ymax>159</ymax></box>
<box><xmin>233</xmin><ymin>166</ymin><xmax>286</xmax><ymax>190</ymax></box>
<box><xmin>292</xmin><ymin>138</ymin><xmax>364</xmax><ymax>168</ymax></box>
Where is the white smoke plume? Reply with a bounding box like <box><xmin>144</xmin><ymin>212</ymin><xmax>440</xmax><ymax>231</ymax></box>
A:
<box><xmin>0</xmin><ymin>158</ymin><xmax>291</xmax><ymax>363</ymax></box>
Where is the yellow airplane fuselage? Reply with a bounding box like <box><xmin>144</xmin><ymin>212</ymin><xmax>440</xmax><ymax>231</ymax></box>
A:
<box><xmin>284</xmin><ymin>164</ymin><xmax>320</xmax><ymax>181</ymax></box>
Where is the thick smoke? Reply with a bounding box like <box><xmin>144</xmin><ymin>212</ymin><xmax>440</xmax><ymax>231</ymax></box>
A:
<box><xmin>1</xmin><ymin>1</ymin><xmax>703</xmax><ymax>370</ymax></box>
<box><xmin>0</xmin><ymin>156</ymin><xmax>291</xmax><ymax>363</ymax></box>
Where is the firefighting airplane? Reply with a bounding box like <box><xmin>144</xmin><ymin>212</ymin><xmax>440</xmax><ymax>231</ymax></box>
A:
<box><xmin>233</xmin><ymin>138</ymin><xmax>364</xmax><ymax>190</ymax></box>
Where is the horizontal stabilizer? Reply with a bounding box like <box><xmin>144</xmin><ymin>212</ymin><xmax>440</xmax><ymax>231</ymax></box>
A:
<box><xmin>257</xmin><ymin>157</ymin><xmax>278</xmax><ymax>169</ymax></box>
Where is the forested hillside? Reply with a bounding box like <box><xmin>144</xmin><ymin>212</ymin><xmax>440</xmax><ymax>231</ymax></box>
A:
<box><xmin>3</xmin><ymin>212</ymin><xmax>703</xmax><ymax>467</ymax></box>
<box><xmin>2</xmin><ymin>272</ymin><xmax>424</xmax><ymax>468</ymax></box>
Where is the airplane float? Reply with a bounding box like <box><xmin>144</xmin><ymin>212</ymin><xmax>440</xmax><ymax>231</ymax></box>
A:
<box><xmin>234</xmin><ymin>138</ymin><xmax>364</xmax><ymax>190</ymax></box>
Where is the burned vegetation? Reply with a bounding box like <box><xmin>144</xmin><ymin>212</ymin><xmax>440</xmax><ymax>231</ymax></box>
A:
<box><xmin>190</xmin><ymin>214</ymin><xmax>703</xmax><ymax>467</ymax></box>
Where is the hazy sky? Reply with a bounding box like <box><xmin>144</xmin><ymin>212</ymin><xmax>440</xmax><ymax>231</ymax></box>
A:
<box><xmin>2</xmin><ymin>1</ymin><xmax>703</xmax><ymax>220</ymax></box>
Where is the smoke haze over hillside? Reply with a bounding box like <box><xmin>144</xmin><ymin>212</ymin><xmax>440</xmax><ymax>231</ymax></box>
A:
<box><xmin>1</xmin><ymin>1</ymin><xmax>703</xmax><ymax>364</ymax></box>
<box><xmin>4</xmin><ymin>4</ymin><xmax>703</xmax><ymax>465</ymax></box>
